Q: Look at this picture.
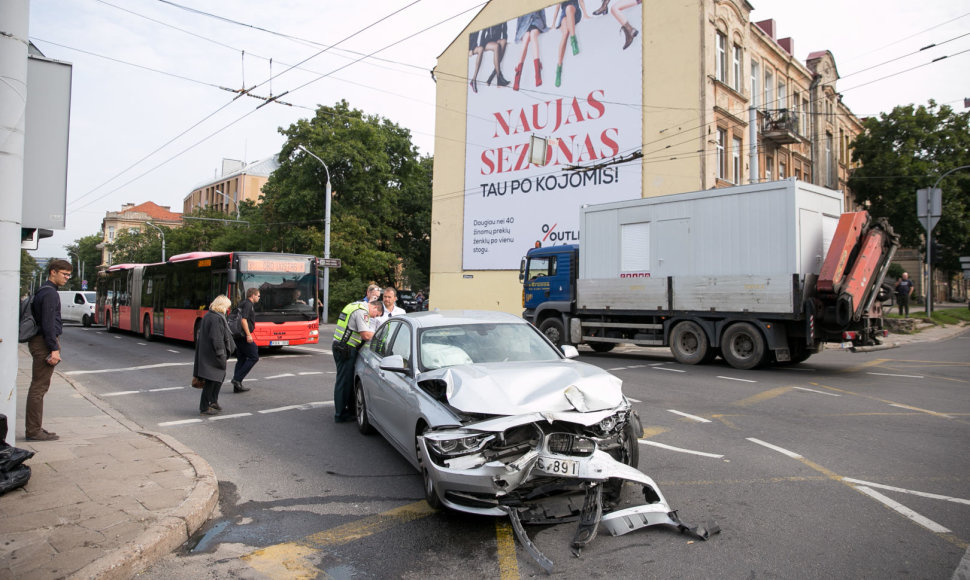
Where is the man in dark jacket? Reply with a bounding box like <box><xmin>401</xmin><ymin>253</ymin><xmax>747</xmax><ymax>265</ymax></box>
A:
<box><xmin>26</xmin><ymin>259</ymin><xmax>72</xmax><ymax>441</ymax></box>
<box><xmin>231</xmin><ymin>287</ymin><xmax>261</xmax><ymax>393</ymax></box>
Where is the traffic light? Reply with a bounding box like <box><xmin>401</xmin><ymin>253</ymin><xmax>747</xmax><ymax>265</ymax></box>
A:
<box><xmin>927</xmin><ymin>241</ymin><xmax>943</xmax><ymax>264</ymax></box>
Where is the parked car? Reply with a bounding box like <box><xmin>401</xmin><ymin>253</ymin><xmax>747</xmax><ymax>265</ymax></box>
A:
<box><xmin>397</xmin><ymin>289</ymin><xmax>418</xmax><ymax>312</ymax></box>
<box><xmin>58</xmin><ymin>291</ymin><xmax>96</xmax><ymax>327</ymax></box>
<box><xmin>353</xmin><ymin>310</ymin><xmax>714</xmax><ymax>571</ymax></box>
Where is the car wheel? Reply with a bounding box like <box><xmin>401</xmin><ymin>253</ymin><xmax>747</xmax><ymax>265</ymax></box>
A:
<box><xmin>669</xmin><ymin>321</ymin><xmax>709</xmax><ymax>365</ymax></box>
<box><xmin>81</xmin><ymin>314</ymin><xmax>91</xmax><ymax>327</ymax></box>
<box><xmin>539</xmin><ymin>317</ymin><xmax>566</xmax><ymax>347</ymax></box>
<box><xmin>721</xmin><ymin>322</ymin><xmax>766</xmax><ymax>370</ymax></box>
<box><xmin>355</xmin><ymin>381</ymin><xmax>374</xmax><ymax>435</ymax></box>
<box><xmin>588</xmin><ymin>341</ymin><xmax>615</xmax><ymax>353</ymax></box>
<box><xmin>415</xmin><ymin>431</ymin><xmax>442</xmax><ymax>509</ymax></box>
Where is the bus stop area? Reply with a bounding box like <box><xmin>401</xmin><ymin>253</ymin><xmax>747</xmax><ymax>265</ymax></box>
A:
<box><xmin>0</xmin><ymin>314</ymin><xmax>966</xmax><ymax>578</ymax></box>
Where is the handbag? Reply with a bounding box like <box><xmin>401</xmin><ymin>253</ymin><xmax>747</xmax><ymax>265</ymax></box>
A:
<box><xmin>191</xmin><ymin>376</ymin><xmax>204</xmax><ymax>389</ymax></box>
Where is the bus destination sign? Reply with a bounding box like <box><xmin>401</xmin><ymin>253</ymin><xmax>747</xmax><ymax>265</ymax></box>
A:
<box><xmin>245</xmin><ymin>259</ymin><xmax>308</xmax><ymax>273</ymax></box>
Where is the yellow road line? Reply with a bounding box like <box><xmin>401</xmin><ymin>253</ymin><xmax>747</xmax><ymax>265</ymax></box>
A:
<box><xmin>242</xmin><ymin>501</ymin><xmax>437</xmax><ymax>576</ymax></box>
<box><xmin>838</xmin><ymin>358</ymin><xmax>889</xmax><ymax>374</ymax></box>
<box><xmin>731</xmin><ymin>386</ymin><xmax>792</xmax><ymax>408</ymax></box>
<box><xmin>641</xmin><ymin>426</ymin><xmax>669</xmax><ymax>438</ymax></box>
<box><xmin>496</xmin><ymin>519</ymin><xmax>520</xmax><ymax>580</ymax></box>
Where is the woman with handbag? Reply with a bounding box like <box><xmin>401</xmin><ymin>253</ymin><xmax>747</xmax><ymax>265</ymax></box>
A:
<box><xmin>193</xmin><ymin>295</ymin><xmax>235</xmax><ymax>415</ymax></box>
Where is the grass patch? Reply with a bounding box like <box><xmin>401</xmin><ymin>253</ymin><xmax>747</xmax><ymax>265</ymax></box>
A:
<box><xmin>931</xmin><ymin>307</ymin><xmax>970</xmax><ymax>325</ymax></box>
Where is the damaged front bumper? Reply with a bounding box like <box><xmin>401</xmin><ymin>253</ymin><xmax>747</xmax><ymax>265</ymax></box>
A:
<box><xmin>418</xmin><ymin>424</ymin><xmax>718</xmax><ymax>573</ymax></box>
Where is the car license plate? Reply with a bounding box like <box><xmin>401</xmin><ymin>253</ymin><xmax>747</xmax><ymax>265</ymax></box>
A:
<box><xmin>270</xmin><ymin>340</ymin><xmax>289</xmax><ymax>346</ymax></box>
<box><xmin>536</xmin><ymin>456</ymin><xmax>579</xmax><ymax>477</ymax></box>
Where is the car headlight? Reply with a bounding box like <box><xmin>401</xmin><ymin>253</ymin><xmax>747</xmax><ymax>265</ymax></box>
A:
<box><xmin>598</xmin><ymin>415</ymin><xmax>617</xmax><ymax>433</ymax></box>
<box><xmin>425</xmin><ymin>432</ymin><xmax>494</xmax><ymax>457</ymax></box>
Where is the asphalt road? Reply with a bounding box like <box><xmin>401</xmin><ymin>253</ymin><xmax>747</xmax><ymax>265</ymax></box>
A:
<box><xmin>58</xmin><ymin>323</ymin><xmax>970</xmax><ymax>579</ymax></box>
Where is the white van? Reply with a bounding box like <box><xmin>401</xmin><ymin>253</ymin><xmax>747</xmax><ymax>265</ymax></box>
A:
<box><xmin>58</xmin><ymin>291</ymin><xmax>97</xmax><ymax>327</ymax></box>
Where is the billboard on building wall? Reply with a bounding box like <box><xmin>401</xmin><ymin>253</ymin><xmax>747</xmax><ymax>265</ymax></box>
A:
<box><xmin>463</xmin><ymin>1</ymin><xmax>643</xmax><ymax>270</ymax></box>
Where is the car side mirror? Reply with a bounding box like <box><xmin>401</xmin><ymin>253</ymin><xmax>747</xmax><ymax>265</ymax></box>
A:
<box><xmin>379</xmin><ymin>354</ymin><xmax>409</xmax><ymax>373</ymax></box>
<box><xmin>561</xmin><ymin>345</ymin><xmax>579</xmax><ymax>359</ymax></box>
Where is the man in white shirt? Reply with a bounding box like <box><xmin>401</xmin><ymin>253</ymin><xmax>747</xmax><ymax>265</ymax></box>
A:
<box><xmin>375</xmin><ymin>287</ymin><xmax>407</xmax><ymax>326</ymax></box>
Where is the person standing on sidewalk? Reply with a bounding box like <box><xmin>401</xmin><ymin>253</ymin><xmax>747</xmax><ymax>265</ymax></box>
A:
<box><xmin>331</xmin><ymin>298</ymin><xmax>383</xmax><ymax>423</ymax></box>
<box><xmin>895</xmin><ymin>272</ymin><xmax>915</xmax><ymax>317</ymax></box>
<box><xmin>194</xmin><ymin>295</ymin><xmax>235</xmax><ymax>415</ymax></box>
<box><xmin>25</xmin><ymin>259</ymin><xmax>72</xmax><ymax>441</ymax></box>
<box><xmin>231</xmin><ymin>288</ymin><xmax>261</xmax><ymax>393</ymax></box>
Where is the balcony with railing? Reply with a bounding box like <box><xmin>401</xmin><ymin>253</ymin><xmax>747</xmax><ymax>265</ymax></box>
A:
<box><xmin>761</xmin><ymin>108</ymin><xmax>801</xmax><ymax>144</ymax></box>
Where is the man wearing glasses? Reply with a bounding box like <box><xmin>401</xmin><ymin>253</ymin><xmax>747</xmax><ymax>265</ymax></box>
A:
<box><xmin>25</xmin><ymin>259</ymin><xmax>72</xmax><ymax>441</ymax></box>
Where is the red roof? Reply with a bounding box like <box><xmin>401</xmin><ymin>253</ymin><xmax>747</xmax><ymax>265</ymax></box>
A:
<box><xmin>126</xmin><ymin>201</ymin><xmax>182</xmax><ymax>222</ymax></box>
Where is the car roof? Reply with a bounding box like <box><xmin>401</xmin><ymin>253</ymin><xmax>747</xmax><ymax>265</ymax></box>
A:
<box><xmin>400</xmin><ymin>310</ymin><xmax>526</xmax><ymax>329</ymax></box>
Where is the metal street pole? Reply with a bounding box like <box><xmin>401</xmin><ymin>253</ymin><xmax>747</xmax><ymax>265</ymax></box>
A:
<box><xmin>214</xmin><ymin>188</ymin><xmax>240</xmax><ymax>219</ymax></box>
<box><xmin>297</xmin><ymin>145</ymin><xmax>333</xmax><ymax>324</ymax></box>
<box><xmin>145</xmin><ymin>221</ymin><xmax>166</xmax><ymax>262</ymax></box>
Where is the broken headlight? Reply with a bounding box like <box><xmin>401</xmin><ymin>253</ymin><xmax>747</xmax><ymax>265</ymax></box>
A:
<box><xmin>425</xmin><ymin>432</ymin><xmax>494</xmax><ymax>457</ymax></box>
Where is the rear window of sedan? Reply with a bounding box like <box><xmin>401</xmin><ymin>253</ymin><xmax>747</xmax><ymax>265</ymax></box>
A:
<box><xmin>418</xmin><ymin>323</ymin><xmax>561</xmax><ymax>371</ymax></box>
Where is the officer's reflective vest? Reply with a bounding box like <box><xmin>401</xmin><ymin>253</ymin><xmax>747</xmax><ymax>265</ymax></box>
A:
<box><xmin>333</xmin><ymin>302</ymin><xmax>368</xmax><ymax>348</ymax></box>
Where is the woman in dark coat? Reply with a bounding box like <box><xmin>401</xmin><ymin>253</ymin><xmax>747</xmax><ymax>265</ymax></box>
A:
<box><xmin>194</xmin><ymin>295</ymin><xmax>235</xmax><ymax>415</ymax></box>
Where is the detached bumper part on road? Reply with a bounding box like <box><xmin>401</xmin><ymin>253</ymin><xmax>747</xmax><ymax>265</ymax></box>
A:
<box><xmin>418</xmin><ymin>426</ymin><xmax>719</xmax><ymax>572</ymax></box>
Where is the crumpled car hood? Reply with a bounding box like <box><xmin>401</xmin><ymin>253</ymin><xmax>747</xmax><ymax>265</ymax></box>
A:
<box><xmin>420</xmin><ymin>361</ymin><xmax>623</xmax><ymax>416</ymax></box>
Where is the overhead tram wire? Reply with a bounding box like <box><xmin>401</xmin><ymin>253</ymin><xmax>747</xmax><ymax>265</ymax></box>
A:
<box><xmin>67</xmin><ymin>3</ymin><xmax>489</xmax><ymax>213</ymax></box>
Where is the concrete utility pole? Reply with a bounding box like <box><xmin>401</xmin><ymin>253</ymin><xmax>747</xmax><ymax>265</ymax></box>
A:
<box><xmin>145</xmin><ymin>222</ymin><xmax>166</xmax><ymax>262</ymax></box>
<box><xmin>0</xmin><ymin>0</ymin><xmax>29</xmax><ymax>444</ymax></box>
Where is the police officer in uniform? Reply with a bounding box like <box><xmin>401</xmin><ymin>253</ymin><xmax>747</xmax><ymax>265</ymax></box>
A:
<box><xmin>332</xmin><ymin>298</ymin><xmax>384</xmax><ymax>422</ymax></box>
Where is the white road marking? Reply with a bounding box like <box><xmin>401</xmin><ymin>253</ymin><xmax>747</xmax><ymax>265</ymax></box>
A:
<box><xmin>843</xmin><ymin>478</ymin><xmax>970</xmax><ymax>505</ymax></box>
<box><xmin>889</xmin><ymin>403</ymin><xmax>953</xmax><ymax>418</ymax></box>
<box><xmin>718</xmin><ymin>376</ymin><xmax>757</xmax><ymax>383</ymax></box>
<box><xmin>102</xmin><ymin>391</ymin><xmax>140</xmax><ymax>397</ymax></box>
<box><xmin>159</xmin><ymin>419</ymin><xmax>203</xmax><ymax>427</ymax></box>
<box><xmin>853</xmin><ymin>486</ymin><xmax>951</xmax><ymax>533</ymax></box>
<box><xmin>209</xmin><ymin>413</ymin><xmax>252</xmax><ymax>421</ymax></box>
<box><xmin>627</xmin><ymin>397</ymin><xmax>642</xmax><ymax>403</ymax></box>
<box><xmin>260</xmin><ymin>401</ymin><xmax>333</xmax><ymax>414</ymax></box>
<box><xmin>149</xmin><ymin>387</ymin><xmax>184</xmax><ymax>392</ymax></box>
<box><xmin>64</xmin><ymin>362</ymin><xmax>191</xmax><ymax>375</ymax></box>
<box><xmin>793</xmin><ymin>386</ymin><xmax>840</xmax><ymax>396</ymax></box>
<box><xmin>298</xmin><ymin>371</ymin><xmax>323</xmax><ymax>376</ymax></box>
<box><xmin>648</xmin><ymin>363</ymin><xmax>665</xmax><ymax>367</ymax></box>
<box><xmin>608</xmin><ymin>367</ymin><xmax>628</xmax><ymax>371</ymax></box>
<box><xmin>137</xmin><ymin>342</ymin><xmax>147</xmax><ymax>346</ymax></box>
<box><xmin>653</xmin><ymin>367</ymin><xmax>686</xmax><ymax>373</ymax></box>
<box><xmin>746</xmin><ymin>437</ymin><xmax>802</xmax><ymax>458</ymax></box>
<box><xmin>167</xmin><ymin>349</ymin><xmax>179</xmax><ymax>353</ymax></box>
<box><xmin>638</xmin><ymin>440</ymin><xmax>723</xmax><ymax>458</ymax></box>
<box><xmin>867</xmin><ymin>372</ymin><xmax>924</xmax><ymax>378</ymax></box>
<box><xmin>628</xmin><ymin>365</ymin><xmax>648</xmax><ymax>369</ymax></box>
<box><xmin>288</xmin><ymin>346</ymin><xmax>329</xmax><ymax>353</ymax></box>
<box><xmin>668</xmin><ymin>410</ymin><xmax>711</xmax><ymax>423</ymax></box>
<box><xmin>264</xmin><ymin>373</ymin><xmax>295</xmax><ymax>380</ymax></box>
<box><xmin>261</xmin><ymin>354</ymin><xmax>312</xmax><ymax>360</ymax></box>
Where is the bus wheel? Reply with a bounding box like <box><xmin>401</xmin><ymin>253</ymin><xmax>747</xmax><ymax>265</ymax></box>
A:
<box><xmin>193</xmin><ymin>320</ymin><xmax>202</xmax><ymax>343</ymax></box>
<box><xmin>721</xmin><ymin>322</ymin><xmax>766</xmax><ymax>370</ymax></box>
<box><xmin>105</xmin><ymin>313</ymin><xmax>114</xmax><ymax>332</ymax></box>
<box><xmin>143</xmin><ymin>316</ymin><xmax>153</xmax><ymax>341</ymax></box>
<box><xmin>670</xmin><ymin>321</ymin><xmax>709</xmax><ymax>365</ymax></box>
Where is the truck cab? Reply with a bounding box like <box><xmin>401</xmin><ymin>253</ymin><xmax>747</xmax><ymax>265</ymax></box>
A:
<box><xmin>520</xmin><ymin>244</ymin><xmax>578</xmax><ymax>345</ymax></box>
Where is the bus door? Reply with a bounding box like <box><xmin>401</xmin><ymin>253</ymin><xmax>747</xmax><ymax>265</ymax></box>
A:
<box><xmin>152</xmin><ymin>276</ymin><xmax>165</xmax><ymax>337</ymax></box>
<box><xmin>110</xmin><ymin>277</ymin><xmax>121</xmax><ymax>328</ymax></box>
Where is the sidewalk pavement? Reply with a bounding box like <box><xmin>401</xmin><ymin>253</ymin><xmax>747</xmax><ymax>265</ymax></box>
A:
<box><xmin>0</xmin><ymin>346</ymin><xmax>218</xmax><ymax>579</ymax></box>
<box><xmin>0</xmin><ymin>316</ymin><xmax>965</xmax><ymax>579</ymax></box>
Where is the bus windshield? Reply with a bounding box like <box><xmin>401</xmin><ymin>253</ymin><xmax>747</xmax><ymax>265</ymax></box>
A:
<box><xmin>237</xmin><ymin>255</ymin><xmax>317</xmax><ymax>320</ymax></box>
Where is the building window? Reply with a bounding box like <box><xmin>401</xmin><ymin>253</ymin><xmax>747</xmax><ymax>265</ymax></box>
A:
<box><xmin>801</xmin><ymin>98</ymin><xmax>809</xmax><ymax>136</ymax></box>
<box><xmin>108</xmin><ymin>226</ymin><xmax>115</xmax><ymax>241</ymax></box>
<box><xmin>716</xmin><ymin>32</ymin><xmax>727</xmax><ymax>82</ymax></box>
<box><xmin>716</xmin><ymin>128</ymin><xmax>727</xmax><ymax>179</ymax></box>
<box><xmin>825</xmin><ymin>132</ymin><xmax>834</xmax><ymax>186</ymax></box>
<box><xmin>732</xmin><ymin>45</ymin><xmax>742</xmax><ymax>91</ymax></box>
<box><xmin>765</xmin><ymin>155</ymin><xmax>773</xmax><ymax>181</ymax></box>
<box><xmin>765</xmin><ymin>68</ymin><xmax>774</xmax><ymax>107</ymax></box>
<box><xmin>778</xmin><ymin>80</ymin><xmax>787</xmax><ymax>110</ymax></box>
<box><xmin>732</xmin><ymin>136</ymin><xmax>742</xmax><ymax>184</ymax></box>
<box><xmin>750</xmin><ymin>60</ymin><xmax>760</xmax><ymax>107</ymax></box>
<box><xmin>779</xmin><ymin>161</ymin><xmax>786</xmax><ymax>179</ymax></box>
<box><xmin>795</xmin><ymin>167</ymin><xmax>802</xmax><ymax>180</ymax></box>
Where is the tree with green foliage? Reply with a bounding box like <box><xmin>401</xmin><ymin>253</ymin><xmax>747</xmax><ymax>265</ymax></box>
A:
<box><xmin>20</xmin><ymin>250</ymin><xmax>39</xmax><ymax>296</ymax></box>
<box><xmin>848</xmin><ymin>100</ymin><xmax>970</xmax><ymax>273</ymax></box>
<box><xmin>260</xmin><ymin>100</ymin><xmax>433</xmax><ymax>307</ymax></box>
<box><xmin>64</xmin><ymin>234</ymin><xmax>103</xmax><ymax>290</ymax></box>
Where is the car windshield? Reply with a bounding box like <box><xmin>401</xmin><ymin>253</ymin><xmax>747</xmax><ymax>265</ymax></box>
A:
<box><xmin>418</xmin><ymin>323</ymin><xmax>561</xmax><ymax>371</ymax></box>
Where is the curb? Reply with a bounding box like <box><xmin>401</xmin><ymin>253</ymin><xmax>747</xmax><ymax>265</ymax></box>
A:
<box><xmin>57</xmin><ymin>372</ymin><xmax>219</xmax><ymax>579</ymax></box>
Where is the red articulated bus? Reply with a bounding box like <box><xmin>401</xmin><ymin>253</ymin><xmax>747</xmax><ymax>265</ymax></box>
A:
<box><xmin>95</xmin><ymin>251</ymin><xmax>320</xmax><ymax>348</ymax></box>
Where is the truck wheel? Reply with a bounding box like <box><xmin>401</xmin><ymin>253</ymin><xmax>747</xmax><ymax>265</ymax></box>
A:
<box><xmin>721</xmin><ymin>322</ymin><xmax>766</xmax><ymax>370</ymax></box>
<box><xmin>670</xmin><ymin>321</ymin><xmax>709</xmax><ymax>365</ymax></box>
<box><xmin>539</xmin><ymin>318</ymin><xmax>566</xmax><ymax>347</ymax></box>
<box><xmin>589</xmin><ymin>342</ymin><xmax>615</xmax><ymax>353</ymax></box>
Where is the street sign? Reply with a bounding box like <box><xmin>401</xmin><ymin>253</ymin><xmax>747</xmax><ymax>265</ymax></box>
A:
<box><xmin>960</xmin><ymin>256</ymin><xmax>970</xmax><ymax>268</ymax></box>
<box><xmin>917</xmin><ymin>188</ymin><xmax>942</xmax><ymax>233</ymax></box>
<box><xmin>318</xmin><ymin>258</ymin><xmax>342</xmax><ymax>268</ymax></box>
